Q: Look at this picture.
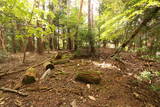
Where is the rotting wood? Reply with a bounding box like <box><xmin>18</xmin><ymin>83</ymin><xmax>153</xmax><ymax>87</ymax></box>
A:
<box><xmin>43</xmin><ymin>61</ymin><xmax>54</xmax><ymax>70</ymax></box>
<box><xmin>0</xmin><ymin>57</ymin><xmax>52</xmax><ymax>78</ymax></box>
<box><xmin>22</xmin><ymin>68</ymin><xmax>37</xmax><ymax>84</ymax></box>
<box><xmin>40</xmin><ymin>61</ymin><xmax>55</xmax><ymax>80</ymax></box>
<box><xmin>55</xmin><ymin>51</ymin><xmax>63</xmax><ymax>59</ymax></box>
<box><xmin>0</xmin><ymin>87</ymin><xmax>28</xmax><ymax>97</ymax></box>
<box><xmin>26</xmin><ymin>87</ymin><xmax>53</xmax><ymax>92</ymax></box>
<box><xmin>0</xmin><ymin>58</ymin><xmax>69</xmax><ymax>78</ymax></box>
<box><xmin>40</xmin><ymin>69</ymin><xmax>51</xmax><ymax>80</ymax></box>
<box><xmin>75</xmin><ymin>71</ymin><xmax>102</xmax><ymax>84</ymax></box>
<box><xmin>52</xmin><ymin>59</ymin><xmax>70</xmax><ymax>65</ymax></box>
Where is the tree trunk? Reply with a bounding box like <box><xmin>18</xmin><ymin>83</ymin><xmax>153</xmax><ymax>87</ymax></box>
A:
<box><xmin>27</xmin><ymin>37</ymin><xmax>35</xmax><ymax>52</ymax></box>
<box><xmin>11</xmin><ymin>33</ymin><xmax>16</xmax><ymax>53</ymax></box>
<box><xmin>67</xmin><ymin>28</ymin><xmax>72</xmax><ymax>50</ymax></box>
<box><xmin>37</xmin><ymin>38</ymin><xmax>44</xmax><ymax>54</ymax></box>
<box><xmin>74</xmin><ymin>0</ymin><xmax>84</xmax><ymax>51</ymax></box>
<box><xmin>88</xmin><ymin>0</ymin><xmax>95</xmax><ymax>54</ymax></box>
<box><xmin>0</xmin><ymin>28</ymin><xmax>6</xmax><ymax>50</ymax></box>
<box><xmin>49</xmin><ymin>36</ymin><xmax>53</xmax><ymax>50</ymax></box>
<box><xmin>57</xmin><ymin>27</ymin><xmax>60</xmax><ymax>50</ymax></box>
<box><xmin>53</xmin><ymin>31</ymin><xmax>58</xmax><ymax>50</ymax></box>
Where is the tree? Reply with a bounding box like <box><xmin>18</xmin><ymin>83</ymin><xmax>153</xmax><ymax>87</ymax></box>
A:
<box><xmin>88</xmin><ymin>0</ymin><xmax>95</xmax><ymax>54</ymax></box>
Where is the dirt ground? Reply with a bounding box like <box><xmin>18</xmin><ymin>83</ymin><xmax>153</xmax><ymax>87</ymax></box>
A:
<box><xmin>0</xmin><ymin>48</ymin><xmax>160</xmax><ymax>107</ymax></box>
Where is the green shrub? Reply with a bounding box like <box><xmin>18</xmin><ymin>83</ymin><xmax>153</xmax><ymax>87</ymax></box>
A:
<box><xmin>139</xmin><ymin>70</ymin><xmax>152</xmax><ymax>80</ymax></box>
<box><xmin>150</xmin><ymin>85</ymin><xmax>160</xmax><ymax>91</ymax></box>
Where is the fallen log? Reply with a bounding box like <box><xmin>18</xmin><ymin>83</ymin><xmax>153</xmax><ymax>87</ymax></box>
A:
<box><xmin>43</xmin><ymin>61</ymin><xmax>54</xmax><ymax>70</ymax></box>
<box><xmin>40</xmin><ymin>61</ymin><xmax>55</xmax><ymax>80</ymax></box>
<box><xmin>40</xmin><ymin>69</ymin><xmax>51</xmax><ymax>80</ymax></box>
<box><xmin>75</xmin><ymin>71</ymin><xmax>102</xmax><ymax>84</ymax></box>
<box><xmin>52</xmin><ymin>59</ymin><xmax>70</xmax><ymax>65</ymax></box>
<box><xmin>0</xmin><ymin>58</ymin><xmax>52</xmax><ymax>78</ymax></box>
<box><xmin>0</xmin><ymin>58</ymin><xmax>69</xmax><ymax>78</ymax></box>
<box><xmin>55</xmin><ymin>51</ymin><xmax>63</xmax><ymax>59</ymax></box>
<box><xmin>0</xmin><ymin>87</ymin><xmax>28</xmax><ymax>97</ymax></box>
<box><xmin>22</xmin><ymin>68</ymin><xmax>37</xmax><ymax>84</ymax></box>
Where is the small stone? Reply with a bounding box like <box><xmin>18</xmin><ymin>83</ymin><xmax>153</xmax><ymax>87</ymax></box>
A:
<box><xmin>88</xmin><ymin>96</ymin><xmax>96</xmax><ymax>101</ymax></box>
<box><xmin>86</xmin><ymin>84</ymin><xmax>91</xmax><ymax>89</ymax></box>
<box><xmin>133</xmin><ymin>92</ymin><xmax>140</xmax><ymax>98</ymax></box>
<box><xmin>70</xmin><ymin>100</ymin><xmax>78</xmax><ymax>107</ymax></box>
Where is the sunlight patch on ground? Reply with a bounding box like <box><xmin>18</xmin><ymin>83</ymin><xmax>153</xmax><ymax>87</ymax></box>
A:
<box><xmin>93</xmin><ymin>61</ymin><xmax>120</xmax><ymax>70</ymax></box>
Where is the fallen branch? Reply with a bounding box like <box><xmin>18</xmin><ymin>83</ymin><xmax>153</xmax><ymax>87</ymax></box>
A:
<box><xmin>0</xmin><ymin>87</ymin><xmax>28</xmax><ymax>97</ymax></box>
<box><xmin>40</xmin><ymin>69</ymin><xmax>51</xmax><ymax>80</ymax></box>
<box><xmin>40</xmin><ymin>62</ymin><xmax>55</xmax><ymax>80</ymax></box>
<box><xmin>22</xmin><ymin>68</ymin><xmax>37</xmax><ymax>84</ymax></box>
<box><xmin>52</xmin><ymin>59</ymin><xmax>70</xmax><ymax>65</ymax></box>
<box><xmin>0</xmin><ymin>58</ymin><xmax>52</xmax><ymax>78</ymax></box>
<box><xmin>0</xmin><ymin>58</ymin><xmax>69</xmax><ymax>78</ymax></box>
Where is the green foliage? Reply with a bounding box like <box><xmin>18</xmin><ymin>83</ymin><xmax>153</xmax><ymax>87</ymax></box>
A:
<box><xmin>150</xmin><ymin>85</ymin><xmax>160</xmax><ymax>91</ymax></box>
<box><xmin>98</xmin><ymin>0</ymin><xmax>160</xmax><ymax>41</ymax></box>
<box><xmin>0</xmin><ymin>0</ymin><xmax>57</xmax><ymax>42</ymax></box>
<box><xmin>141</xmin><ymin>55</ymin><xmax>160</xmax><ymax>62</ymax></box>
<box><xmin>139</xmin><ymin>70</ymin><xmax>152</xmax><ymax>80</ymax></box>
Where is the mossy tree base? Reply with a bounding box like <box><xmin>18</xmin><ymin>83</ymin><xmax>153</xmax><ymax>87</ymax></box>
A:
<box><xmin>75</xmin><ymin>71</ymin><xmax>102</xmax><ymax>84</ymax></box>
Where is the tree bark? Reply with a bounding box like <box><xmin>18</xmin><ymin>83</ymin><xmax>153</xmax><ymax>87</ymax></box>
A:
<box><xmin>0</xmin><ymin>28</ymin><xmax>6</xmax><ymax>50</ymax></box>
<box><xmin>67</xmin><ymin>28</ymin><xmax>72</xmax><ymax>50</ymax></box>
<box><xmin>11</xmin><ymin>32</ymin><xmax>16</xmax><ymax>53</ymax></box>
<box><xmin>88</xmin><ymin>0</ymin><xmax>95</xmax><ymax>54</ymax></box>
<box><xmin>27</xmin><ymin>37</ymin><xmax>35</xmax><ymax>52</ymax></box>
<box><xmin>74</xmin><ymin>0</ymin><xmax>84</xmax><ymax>51</ymax></box>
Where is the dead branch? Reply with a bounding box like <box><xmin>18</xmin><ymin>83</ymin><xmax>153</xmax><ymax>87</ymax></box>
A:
<box><xmin>40</xmin><ymin>69</ymin><xmax>51</xmax><ymax>80</ymax></box>
<box><xmin>0</xmin><ymin>87</ymin><xmax>28</xmax><ymax>97</ymax></box>
<box><xmin>0</xmin><ymin>58</ymin><xmax>52</xmax><ymax>78</ymax></box>
<box><xmin>0</xmin><ymin>58</ymin><xmax>69</xmax><ymax>78</ymax></box>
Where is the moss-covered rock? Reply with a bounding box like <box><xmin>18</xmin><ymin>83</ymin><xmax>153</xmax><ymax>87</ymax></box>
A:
<box><xmin>75</xmin><ymin>71</ymin><xmax>102</xmax><ymax>84</ymax></box>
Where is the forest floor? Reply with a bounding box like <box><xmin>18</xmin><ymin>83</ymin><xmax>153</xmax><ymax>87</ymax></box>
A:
<box><xmin>0</xmin><ymin>48</ymin><xmax>160</xmax><ymax>107</ymax></box>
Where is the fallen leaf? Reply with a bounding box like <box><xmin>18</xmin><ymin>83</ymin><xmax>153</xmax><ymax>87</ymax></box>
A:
<box><xmin>86</xmin><ymin>84</ymin><xmax>90</xmax><ymax>89</ymax></box>
<box><xmin>133</xmin><ymin>92</ymin><xmax>140</xmax><ymax>98</ymax></box>
<box><xmin>0</xmin><ymin>101</ymin><xmax>5</xmax><ymax>105</ymax></box>
<box><xmin>88</xmin><ymin>96</ymin><xmax>96</xmax><ymax>101</ymax></box>
<box><xmin>70</xmin><ymin>100</ymin><xmax>78</xmax><ymax>107</ymax></box>
<box><xmin>15</xmin><ymin>99</ymin><xmax>22</xmax><ymax>107</ymax></box>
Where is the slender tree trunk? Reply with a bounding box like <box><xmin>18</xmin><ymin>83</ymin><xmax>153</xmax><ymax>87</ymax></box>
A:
<box><xmin>57</xmin><ymin>26</ymin><xmax>60</xmax><ymax>50</ymax></box>
<box><xmin>36</xmin><ymin>1</ymin><xmax>44</xmax><ymax>54</ymax></box>
<box><xmin>19</xmin><ymin>39</ymin><xmax>23</xmax><ymax>52</ymax></box>
<box><xmin>0</xmin><ymin>28</ymin><xmax>6</xmax><ymax>50</ymax></box>
<box><xmin>88</xmin><ymin>0</ymin><xmax>95</xmax><ymax>54</ymax></box>
<box><xmin>11</xmin><ymin>31</ymin><xmax>16</xmax><ymax>53</ymax></box>
<box><xmin>26</xmin><ymin>37</ymin><xmax>35</xmax><ymax>52</ymax></box>
<box><xmin>37</xmin><ymin>38</ymin><xmax>44</xmax><ymax>54</ymax></box>
<box><xmin>74</xmin><ymin>0</ymin><xmax>84</xmax><ymax>51</ymax></box>
<box><xmin>67</xmin><ymin>28</ymin><xmax>72</xmax><ymax>50</ymax></box>
<box><xmin>49</xmin><ymin>36</ymin><xmax>53</xmax><ymax>50</ymax></box>
<box><xmin>53</xmin><ymin>31</ymin><xmax>58</xmax><ymax>50</ymax></box>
